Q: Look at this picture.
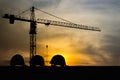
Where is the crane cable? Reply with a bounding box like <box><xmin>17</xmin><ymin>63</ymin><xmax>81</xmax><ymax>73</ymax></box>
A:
<box><xmin>35</xmin><ymin>7</ymin><xmax>74</xmax><ymax>24</ymax></box>
<box><xmin>16</xmin><ymin>0</ymin><xmax>35</xmax><ymax>16</ymax></box>
<box><xmin>16</xmin><ymin>8</ymin><xmax>31</xmax><ymax>16</ymax></box>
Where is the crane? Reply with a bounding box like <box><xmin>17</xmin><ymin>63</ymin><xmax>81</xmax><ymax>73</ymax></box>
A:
<box><xmin>2</xmin><ymin>6</ymin><xmax>101</xmax><ymax>61</ymax></box>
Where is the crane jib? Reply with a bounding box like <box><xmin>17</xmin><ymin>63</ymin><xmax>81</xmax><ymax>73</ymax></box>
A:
<box><xmin>3</xmin><ymin>14</ymin><xmax>101</xmax><ymax>32</ymax></box>
<box><xmin>37</xmin><ymin>19</ymin><xmax>101</xmax><ymax>31</ymax></box>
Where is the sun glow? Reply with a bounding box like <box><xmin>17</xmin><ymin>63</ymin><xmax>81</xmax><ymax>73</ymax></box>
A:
<box><xmin>36</xmin><ymin>39</ymin><xmax>86</xmax><ymax>66</ymax></box>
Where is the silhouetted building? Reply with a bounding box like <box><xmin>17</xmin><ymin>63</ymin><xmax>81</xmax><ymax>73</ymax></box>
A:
<box><xmin>10</xmin><ymin>54</ymin><xmax>25</xmax><ymax>67</ymax></box>
<box><xmin>50</xmin><ymin>55</ymin><xmax>66</xmax><ymax>67</ymax></box>
<box><xmin>30</xmin><ymin>55</ymin><xmax>45</xmax><ymax>67</ymax></box>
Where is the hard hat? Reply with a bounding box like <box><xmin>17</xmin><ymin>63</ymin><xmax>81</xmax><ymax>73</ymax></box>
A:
<box><xmin>50</xmin><ymin>55</ymin><xmax>66</xmax><ymax>67</ymax></box>
<box><xmin>30</xmin><ymin>55</ymin><xmax>45</xmax><ymax>67</ymax></box>
<box><xmin>10</xmin><ymin>54</ymin><xmax>25</xmax><ymax>66</ymax></box>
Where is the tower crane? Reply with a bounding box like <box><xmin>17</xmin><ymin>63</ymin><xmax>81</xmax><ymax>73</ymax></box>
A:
<box><xmin>2</xmin><ymin>6</ymin><xmax>101</xmax><ymax>61</ymax></box>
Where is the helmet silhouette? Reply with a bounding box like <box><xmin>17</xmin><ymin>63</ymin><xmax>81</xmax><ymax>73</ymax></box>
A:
<box><xmin>30</xmin><ymin>55</ymin><xmax>45</xmax><ymax>67</ymax></box>
<box><xmin>50</xmin><ymin>55</ymin><xmax>66</xmax><ymax>67</ymax></box>
<box><xmin>10</xmin><ymin>54</ymin><xmax>25</xmax><ymax>66</ymax></box>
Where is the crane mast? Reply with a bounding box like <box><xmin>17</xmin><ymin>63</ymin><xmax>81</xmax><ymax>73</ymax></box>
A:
<box><xmin>29</xmin><ymin>7</ymin><xmax>36</xmax><ymax>60</ymax></box>
<box><xmin>2</xmin><ymin>6</ymin><xmax>101</xmax><ymax>62</ymax></box>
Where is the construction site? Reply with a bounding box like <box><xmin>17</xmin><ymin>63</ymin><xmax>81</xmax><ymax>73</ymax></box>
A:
<box><xmin>0</xmin><ymin>1</ymin><xmax>119</xmax><ymax>79</ymax></box>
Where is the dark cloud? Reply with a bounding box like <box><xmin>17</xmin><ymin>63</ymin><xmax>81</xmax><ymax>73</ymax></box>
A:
<box><xmin>73</xmin><ymin>0</ymin><xmax>120</xmax><ymax>8</ymax></box>
<box><xmin>58</xmin><ymin>0</ymin><xmax>120</xmax><ymax>15</ymax></box>
<box><xmin>84</xmin><ymin>44</ymin><xmax>114</xmax><ymax>66</ymax></box>
<box><xmin>33</xmin><ymin>0</ymin><xmax>61</xmax><ymax>8</ymax></box>
<box><xmin>101</xmin><ymin>35</ymin><xmax>120</xmax><ymax>65</ymax></box>
<box><xmin>0</xmin><ymin>20</ymin><xmax>29</xmax><ymax>51</ymax></box>
<box><xmin>70</xmin><ymin>38</ymin><xmax>120</xmax><ymax>66</ymax></box>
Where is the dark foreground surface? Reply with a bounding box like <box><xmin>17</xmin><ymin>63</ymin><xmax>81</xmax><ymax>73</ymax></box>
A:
<box><xmin>0</xmin><ymin>66</ymin><xmax>119</xmax><ymax>80</ymax></box>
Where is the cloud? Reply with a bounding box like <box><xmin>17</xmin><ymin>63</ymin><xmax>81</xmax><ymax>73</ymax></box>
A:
<box><xmin>33</xmin><ymin>0</ymin><xmax>61</xmax><ymax>8</ymax></box>
<box><xmin>101</xmin><ymin>35</ymin><xmax>120</xmax><ymax>65</ymax></box>
<box><xmin>0</xmin><ymin>0</ymin><xmax>120</xmax><ymax>66</ymax></box>
<box><xmin>62</xmin><ymin>0</ymin><xmax>120</xmax><ymax>65</ymax></box>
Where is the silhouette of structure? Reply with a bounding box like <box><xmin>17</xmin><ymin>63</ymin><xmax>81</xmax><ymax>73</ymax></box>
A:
<box><xmin>2</xmin><ymin>6</ymin><xmax>101</xmax><ymax>63</ymax></box>
<box><xmin>30</xmin><ymin>55</ymin><xmax>45</xmax><ymax>67</ymax></box>
<box><xmin>10</xmin><ymin>54</ymin><xmax>25</xmax><ymax>67</ymax></box>
<box><xmin>50</xmin><ymin>55</ymin><xmax>66</xmax><ymax>67</ymax></box>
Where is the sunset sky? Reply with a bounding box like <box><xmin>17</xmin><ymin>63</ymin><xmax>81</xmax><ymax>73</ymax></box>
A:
<box><xmin>0</xmin><ymin>0</ymin><xmax>120</xmax><ymax>66</ymax></box>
